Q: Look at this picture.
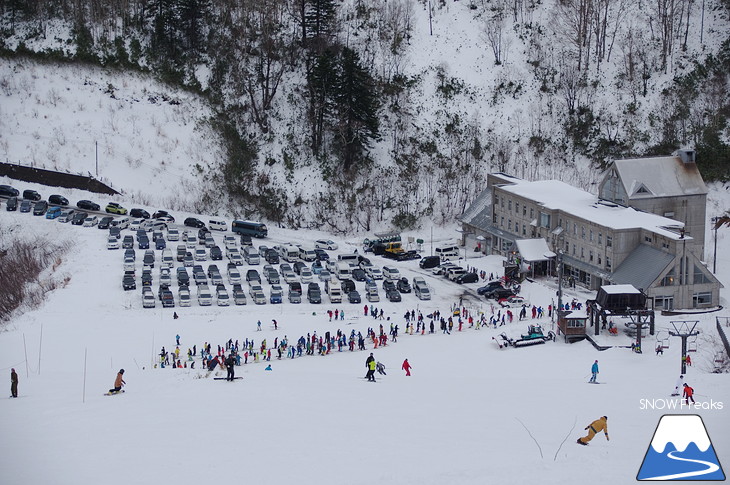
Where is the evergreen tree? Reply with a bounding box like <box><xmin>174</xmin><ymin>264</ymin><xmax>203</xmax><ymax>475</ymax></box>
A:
<box><xmin>177</xmin><ymin>0</ymin><xmax>210</xmax><ymax>54</ymax></box>
<box><xmin>304</xmin><ymin>0</ymin><xmax>337</xmax><ymax>51</ymax></box>
<box><xmin>307</xmin><ymin>49</ymin><xmax>338</xmax><ymax>153</ymax></box>
<box><xmin>333</xmin><ymin>47</ymin><xmax>380</xmax><ymax>171</ymax></box>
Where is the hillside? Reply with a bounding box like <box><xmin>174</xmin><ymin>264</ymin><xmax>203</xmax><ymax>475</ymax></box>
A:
<box><xmin>1</xmin><ymin>0</ymin><xmax>729</xmax><ymax>231</ymax></box>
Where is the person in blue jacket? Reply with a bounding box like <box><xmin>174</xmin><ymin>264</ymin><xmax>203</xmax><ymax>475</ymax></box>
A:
<box><xmin>589</xmin><ymin>360</ymin><xmax>599</xmax><ymax>383</ymax></box>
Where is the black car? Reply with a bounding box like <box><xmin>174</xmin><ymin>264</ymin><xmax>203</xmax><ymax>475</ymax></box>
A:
<box><xmin>184</xmin><ymin>217</ymin><xmax>206</xmax><ymax>228</ymax></box>
<box><xmin>152</xmin><ymin>210</ymin><xmax>175</xmax><ymax>221</ymax></box>
<box><xmin>71</xmin><ymin>211</ymin><xmax>88</xmax><ymax>225</ymax></box>
<box><xmin>0</xmin><ymin>185</ymin><xmax>20</xmax><ymax>197</ymax></box>
<box><xmin>314</xmin><ymin>248</ymin><xmax>330</xmax><ymax>261</ymax></box>
<box><xmin>6</xmin><ymin>196</ymin><xmax>18</xmax><ymax>211</ymax></box>
<box><xmin>122</xmin><ymin>274</ymin><xmax>136</xmax><ymax>291</ymax></box>
<box><xmin>177</xmin><ymin>268</ymin><xmax>190</xmax><ymax>286</ymax></box>
<box><xmin>77</xmin><ymin>200</ymin><xmax>101</xmax><ymax>211</ymax></box>
<box><xmin>351</xmin><ymin>268</ymin><xmax>367</xmax><ymax>282</ymax></box>
<box><xmin>210</xmin><ymin>246</ymin><xmax>223</xmax><ymax>260</ymax></box>
<box><xmin>293</xmin><ymin>261</ymin><xmax>306</xmax><ymax>275</ymax></box>
<box><xmin>109</xmin><ymin>226</ymin><xmax>121</xmax><ymax>239</ymax></box>
<box><xmin>138</xmin><ymin>236</ymin><xmax>150</xmax><ymax>249</ymax></box>
<box><xmin>98</xmin><ymin>216</ymin><xmax>114</xmax><ymax>229</ymax></box>
<box><xmin>240</xmin><ymin>235</ymin><xmax>253</xmax><ymax>247</ymax></box>
<box><xmin>19</xmin><ymin>199</ymin><xmax>32</xmax><ymax>212</ymax></box>
<box><xmin>246</xmin><ymin>269</ymin><xmax>261</xmax><ymax>283</ymax></box>
<box><xmin>265</xmin><ymin>249</ymin><xmax>280</xmax><ymax>264</ymax></box>
<box><xmin>198</xmin><ymin>228</ymin><xmax>211</xmax><ymax>242</ymax></box>
<box><xmin>396</xmin><ymin>277</ymin><xmax>412</xmax><ymax>293</ymax></box>
<box><xmin>485</xmin><ymin>287</ymin><xmax>515</xmax><ymax>300</ymax></box>
<box><xmin>33</xmin><ymin>200</ymin><xmax>48</xmax><ymax>216</ymax></box>
<box><xmin>307</xmin><ymin>283</ymin><xmax>322</xmax><ymax>304</ymax></box>
<box><xmin>48</xmin><ymin>194</ymin><xmax>69</xmax><ymax>206</ymax></box>
<box><xmin>455</xmin><ymin>272</ymin><xmax>479</xmax><ymax>284</ymax></box>
<box><xmin>130</xmin><ymin>208</ymin><xmax>150</xmax><ymax>219</ymax></box>
<box><xmin>387</xmin><ymin>289</ymin><xmax>402</xmax><ymax>302</ymax></box>
<box><xmin>341</xmin><ymin>278</ymin><xmax>356</xmax><ymax>293</ymax></box>
<box><xmin>348</xmin><ymin>290</ymin><xmax>362</xmax><ymax>303</ymax></box>
<box><xmin>23</xmin><ymin>189</ymin><xmax>41</xmax><ymax>201</ymax></box>
<box><xmin>419</xmin><ymin>256</ymin><xmax>441</xmax><ymax>269</ymax></box>
<box><xmin>477</xmin><ymin>281</ymin><xmax>505</xmax><ymax>295</ymax></box>
<box><xmin>141</xmin><ymin>271</ymin><xmax>153</xmax><ymax>287</ymax></box>
<box><xmin>383</xmin><ymin>280</ymin><xmax>396</xmax><ymax>292</ymax></box>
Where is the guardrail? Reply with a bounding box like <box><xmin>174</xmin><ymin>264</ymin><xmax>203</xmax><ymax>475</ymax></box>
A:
<box><xmin>0</xmin><ymin>162</ymin><xmax>119</xmax><ymax>195</ymax></box>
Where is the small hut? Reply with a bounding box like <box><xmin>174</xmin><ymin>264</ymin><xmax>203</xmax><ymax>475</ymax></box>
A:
<box><xmin>557</xmin><ymin>309</ymin><xmax>589</xmax><ymax>342</ymax></box>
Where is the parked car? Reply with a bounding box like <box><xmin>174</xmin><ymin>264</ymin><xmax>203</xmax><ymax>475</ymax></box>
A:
<box><xmin>23</xmin><ymin>189</ymin><xmax>41</xmax><ymax>201</ymax></box>
<box><xmin>130</xmin><ymin>208</ymin><xmax>150</xmax><ymax>219</ymax></box>
<box><xmin>366</xmin><ymin>287</ymin><xmax>380</xmax><ymax>302</ymax></box>
<box><xmin>107</xmin><ymin>235</ymin><xmax>120</xmax><ymax>250</ymax></box>
<box><xmin>97</xmin><ymin>215</ymin><xmax>113</xmax><ymax>228</ymax></box>
<box><xmin>477</xmin><ymin>281</ymin><xmax>504</xmax><ymax>295</ymax></box>
<box><xmin>19</xmin><ymin>199</ymin><xmax>31</xmax><ymax>212</ymax></box>
<box><xmin>313</xmin><ymin>248</ymin><xmax>330</xmax><ymax>261</ymax></box>
<box><xmin>351</xmin><ymin>268</ymin><xmax>367</xmax><ymax>282</ymax></box>
<box><xmin>138</xmin><ymin>236</ymin><xmax>150</xmax><ymax>249</ymax></box>
<box><xmin>152</xmin><ymin>210</ymin><xmax>173</xmax><ymax>221</ymax></box>
<box><xmin>167</xmin><ymin>228</ymin><xmax>180</xmax><ymax>241</ymax></box>
<box><xmin>122</xmin><ymin>274</ymin><xmax>136</xmax><ymax>290</ymax></box>
<box><xmin>455</xmin><ymin>272</ymin><xmax>479</xmax><ymax>284</ymax></box>
<box><xmin>216</xmin><ymin>284</ymin><xmax>230</xmax><ymax>306</ymax></box>
<box><xmin>318</xmin><ymin>269</ymin><xmax>332</xmax><ymax>282</ymax></box>
<box><xmin>156</xmin><ymin>238</ymin><xmax>167</xmax><ymax>250</ymax></box>
<box><xmin>141</xmin><ymin>270</ymin><xmax>153</xmax><ymax>287</ymax></box>
<box><xmin>178</xmin><ymin>287</ymin><xmax>191</xmax><ymax>307</ymax></box>
<box><xmin>71</xmin><ymin>211</ymin><xmax>88</xmax><ymax>225</ymax></box>
<box><xmin>387</xmin><ymin>289</ymin><xmax>402</xmax><ymax>302</ymax></box>
<box><xmin>177</xmin><ymin>267</ymin><xmax>190</xmax><ymax>287</ymax></box>
<box><xmin>246</xmin><ymin>269</ymin><xmax>261</xmax><ymax>283</ymax></box>
<box><xmin>183</xmin><ymin>252</ymin><xmax>194</xmax><ymax>267</ymax></box>
<box><xmin>270</xmin><ymin>285</ymin><xmax>283</xmax><ymax>304</ymax></box>
<box><xmin>143</xmin><ymin>289</ymin><xmax>156</xmax><ymax>309</ymax></box>
<box><xmin>419</xmin><ymin>256</ymin><xmax>441</xmax><ymax>269</ymax></box>
<box><xmin>184</xmin><ymin>217</ymin><xmax>206</xmax><ymax>228</ymax></box>
<box><xmin>0</xmin><ymin>185</ymin><xmax>20</xmax><ymax>198</ymax></box>
<box><xmin>341</xmin><ymin>279</ymin><xmax>356</xmax><ymax>294</ymax></box>
<box><xmin>32</xmin><ymin>200</ymin><xmax>48</xmax><ymax>216</ymax></box>
<box><xmin>265</xmin><ymin>249</ymin><xmax>280</xmax><ymax>264</ymax></box>
<box><xmin>484</xmin><ymin>287</ymin><xmax>515</xmax><ymax>300</ymax></box>
<box><xmin>231</xmin><ymin>284</ymin><xmax>247</xmax><ymax>305</ymax></box>
<box><xmin>105</xmin><ymin>202</ymin><xmax>128</xmax><ymax>215</ymax></box>
<box><xmin>348</xmin><ymin>290</ymin><xmax>362</xmax><ymax>304</ymax></box>
<box><xmin>315</xmin><ymin>239</ymin><xmax>338</xmax><ymax>250</ymax></box>
<box><xmin>383</xmin><ymin>280</ymin><xmax>396</xmax><ymax>292</ymax></box>
<box><xmin>58</xmin><ymin>209</ymin><xmax>75</xmax><ymax>223</ymax></box>
<box><xmin>307</xmin><ymin>283</ymin><xmax>322</xmax><ymax>304</ymax></box>
<box><xmin>48</xmin><ymin>194</ymin><xmax>69</xmax><ymax>206</ymax></box>
<box><xmin>396</xmin><ymin>277</ymin><xmax>412</xmax><ymax>293</ymax></box>
<box><xmin>160</xmin><ymin>288</ymin><xmax>175</xmax><ymax>308</ymax></box>
<box><xmin>83</xmin><ymin>215</ymin><xmax>98</xmax><ymax>227</ymax></box>
<box><xmin>210</xmin><ymin>246</ymin><xmax>223</xmax><ymax>260</ymax></box>
<box><xmin>76</xmin><ymin>200</ymin><xmax>100</xmax><ymax>211</ymax></box>
<box><xmin>300</xmin><ymin>267</ymin><xmax>313</xmax><ymax>283</ymax></box>
<box><xmin>499</xmin><ymin>295</ymin><xmax>529</xmax><ymax>308</ymax></box>
<box><xmin>5</xmin><ymin>196</ymin><xmax>18</xmax><ymax>211</ymax></box>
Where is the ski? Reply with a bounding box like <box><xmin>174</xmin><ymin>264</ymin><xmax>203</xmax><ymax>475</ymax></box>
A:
<box><xmin>213</xmin><ymin>377</ymin><xmax>243</xmax><ymax>380</ymax></box>
<box><xmin>104</xmin><ymin>390</ymin><xmax>125</xmax><ymax>396</ymax></box>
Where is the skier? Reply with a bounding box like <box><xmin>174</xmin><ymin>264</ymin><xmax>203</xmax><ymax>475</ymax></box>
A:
<box><xmin>365</xmin><ymin>353</ymin><xmax>376</xmax><ymax>382</ymax></box>
<box><xmin>376</xmin><ymin>362</ymin><xmax>386</xmax><ymax>375</ymax></box>
<box><xmin>402</xmin><ymin>358</ymin><xmax>412</xmax><ymax>376</ymax></box>
<box><xmin>10</xmin><ymin>368</ymin><xmax>18</xmax><ymax>398</ymax></box>
<box><xmin>225</xmin><ymin>353</ymin><xmax>236</xmax><ymax>381</ymax></box>
<box><xmin>683</xmin><ymin>383</ymin><xmax>695</xmax><ymax>405</ymax></box>
<box><xmin>589</xmin><ymin>360</ymin><xmax>599</xmax><ymax>383</ymax></box>
<box><xmin>577</xmin><ymin>416</ymin><xmax>609</xmax><ymax>445</ymax></box>
<box><xmin>176</xmin><ymin>334</ymin><xmax>180</xmax><ymax>346</ymax></box>
<box><xmin>655</xmin><ymin>344</ymin><xmax>663</xmax><ymax>356</ymax></box>
<box><xmin>109</xmin><ymin>369</ymin><xmax>126</xmax><ymax>394</ymax></box>
<box><xmin>672</xmin><ymin>375</ymin><xmax>684</xmax><ymax>396</ymax></box>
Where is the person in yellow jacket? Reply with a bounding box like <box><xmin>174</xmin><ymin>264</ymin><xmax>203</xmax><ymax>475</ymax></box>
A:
<box><xmin>577</xmin><ymin>416</ymin><xmax>609</xmax><ymax>445</ymax></box>
<box><xmin>366</xmin><ymin>357</ymin><xmax>377</xmax><ymax>382</ymax></box>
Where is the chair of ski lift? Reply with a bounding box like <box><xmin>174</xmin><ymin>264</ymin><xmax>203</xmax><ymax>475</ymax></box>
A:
<box><xmin>687</xmin><ymin>336</ymin><xmax>698</xmax><ymax>353</ymax></box>
<box><xmin>656</xmin><ymin>332</ymin><xmax>670</xmax><ymax>350</ymax></box>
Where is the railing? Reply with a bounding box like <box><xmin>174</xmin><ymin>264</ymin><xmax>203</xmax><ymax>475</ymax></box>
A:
<box><xmin>717</xmin><ymin>317</ymin><xmax>730</xmax><ymax>357</ymax></box>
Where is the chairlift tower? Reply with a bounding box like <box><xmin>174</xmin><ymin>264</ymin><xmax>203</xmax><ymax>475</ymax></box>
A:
<box><xmin>669</xmin><ymin>321</ymin><xmax>700</xmax><ymax>374</ymax></box>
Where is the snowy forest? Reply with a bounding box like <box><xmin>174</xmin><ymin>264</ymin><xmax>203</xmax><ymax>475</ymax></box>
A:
<box><xmin>0</xmin><ymin>0</ymin><xmax>728</xmax><ymax>232</ymax></box>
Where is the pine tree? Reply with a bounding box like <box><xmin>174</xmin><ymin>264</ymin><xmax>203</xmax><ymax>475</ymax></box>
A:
<box><xmin>334</xmin><ymin>47</ymin><xmax>380</xmax><ymax>172</ymax></box>
<box><xmin>304</xmin><ymin>0</ymin><xmax>337</xmax><ymax>51</ymax></box>
<box><xmin>307</xmin><ymin>49</ymin><xmax>338</xmax><ymax>153</ymax></box>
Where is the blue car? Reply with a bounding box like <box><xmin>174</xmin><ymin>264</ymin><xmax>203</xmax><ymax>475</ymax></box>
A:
<box><xmin>156</xmin><ymin>238</ymin><xmax>167</xmax><ymax>250</ymax></box>
<box><xmin>45</xmin><ymin>206</ymin><xmax>62</xmax><ymax>219</ymax></box>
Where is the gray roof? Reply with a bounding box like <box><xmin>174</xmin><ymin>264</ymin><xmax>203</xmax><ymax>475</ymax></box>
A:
<box><xmin>460</xmin><ymin>186</ymin><xmax>492</xmax><ymax>230</ymax></box>
<box><xmin>611</xmin><ymin>155</ymin><xmax>707</xmax><ymax>199</ymax></box>
<box><xmin>608</xmin><ymin>244</ymin><xmax>675</xmax><ymax>291</ymax></box>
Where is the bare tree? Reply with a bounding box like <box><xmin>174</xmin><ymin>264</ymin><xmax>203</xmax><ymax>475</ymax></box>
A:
<box><xmin>482</xmin><ymin>9</ymin><xmax>508</xmax><ymax>65</ymax></box>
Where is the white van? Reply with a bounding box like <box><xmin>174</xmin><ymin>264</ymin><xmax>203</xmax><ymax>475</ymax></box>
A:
<box><xmin>298</xmin><ymin>247</ymin><xmax>317</xmax><ymax>262</ymax></box>
<box><xmin>161</xmin><ymin>249</ymin><xmax>174</xmax><ymax>268</ymax></box>
<box><xmin>111</xmin><ymin>217</ymin><xmax>130</xmax><ymax>230</ymax></box>
<box><xmin>243</xmin><ymin>246</ymin><xmax>260</xmax><ymax>265</ymax></box>
<box><xmin>337</xmin><ymin>254</ymin><xmax>359</xmax><ymax>264</ymax></box>
<box><xmin>382</xmin><ymin>265</ymin><xmax>401</xmax><ymax>281</ymax></box>
<box><xmin>335</xmin><ymin>262</ymin><xmax>352</xmax><ymax>280</ymax></box>
<box><xmin>209</xmin><ymin>219</ymin><xmax>227</xmax><ymax>231</ymax></box>
<box><xmin>284</xmin><ymin>245</ymin><xmax>299</xmax><ymax>263</ymax></box>
<box><xmin>325</xmin><ymin>279</ymin><xmax>342</xmax><ymax>303</ymax></box>
<box><xmin>197</xmin><ymin>284</ymin><xmax>212</xmax><ymax>306</ymax></box>
<box><xmin>435</xmin><ymin>244</ymin><xmax>460</xmax><ymax>261</ymax></box>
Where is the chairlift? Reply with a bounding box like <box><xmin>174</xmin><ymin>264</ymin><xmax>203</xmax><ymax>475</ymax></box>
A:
<box><xmin>715</xmin><ymin>352</ymin><xmax>726</xmax><ymax>364</ymax></box>
<box><xmin>655</xmin><ymin>331</ymin><xmax>670</xmax><ymax>350</ymax></box>
<box><xmin>687</xmin><ymin>336</ymin><xmax>698</xmax><ymax>353</ymax></box>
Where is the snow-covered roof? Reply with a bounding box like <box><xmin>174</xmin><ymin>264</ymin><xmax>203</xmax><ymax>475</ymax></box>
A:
<box><xmin>460</xmin><ymin>186</ymin><xmax>492</xmax><ymax>227</ymax></box>
<box><xmin>514</xmin><ymin>238</ymin><xmax>555</xmax><ymax>261</ymax></box>
<box><xmin>611</xmin><ymin>155</ymin><xmax>707</xmax><ymax>198</ymax></box>
<box><xmin>499</xmin><ymin>180</ymin><xmax>687</xmax><ymax>240</ymax></box>
<box><xmin>601</xmin><ymin>284</ymin><xmax>641</xmax><ymax>294</ymax></box>
<box><xmin>608</xmin><ymin>245</ymin><xmax>675</xmax><ymax>291</ymax></box>
<box><xmin>563</xmin><ymin>309</ymin><xmax>588</xmax><ymax>319</ymax></box>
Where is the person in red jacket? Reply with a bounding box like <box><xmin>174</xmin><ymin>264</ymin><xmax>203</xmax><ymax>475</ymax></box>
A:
<box><xmin>683</xmin><ymin>383</ymin><xmax>695</xmax><ymax>404</ymax></box>
<box><xmin>402</xmin><ymin>358</ymin><xmax>412</xmax><ymax>376</ymax></box>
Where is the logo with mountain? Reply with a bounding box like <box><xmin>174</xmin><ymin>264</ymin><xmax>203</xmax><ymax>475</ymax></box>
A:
<box><xmin>637</xmin><ymin>414</ymin><xmax>725</xmax><ymax>481</ymax></box>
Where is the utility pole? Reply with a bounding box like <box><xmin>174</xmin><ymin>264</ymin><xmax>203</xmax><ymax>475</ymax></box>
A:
<box><xmin>555</xmin><ymin>249</ymin><xmax>564</xmax><ymax>325</ymax></box>
<box><xmin>669</xmin><ymin>321</ymin><xmax>700</xmax><ymax>374</ymax></box>
<box><xmin>712</xmin><ymin>216</ymin><xmax>719</xmax><ymax>273</ymax></box>
<box><xmin>627</xmin><ymin>309</ymin><xmax>654</xmax><ymax>351</ymax></box>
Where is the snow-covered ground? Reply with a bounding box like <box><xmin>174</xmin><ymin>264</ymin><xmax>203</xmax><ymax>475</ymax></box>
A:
<box><xmin>1</xmin><ymin>183</ymin><xmax>729</xmax><ymax>484</ymax></box>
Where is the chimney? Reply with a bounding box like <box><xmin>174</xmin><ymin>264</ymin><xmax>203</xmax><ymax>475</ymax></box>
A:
<box><xmin>675</xmin><ymin>148</ymin><xmax>696</xmax><ymax>164</ymax></box>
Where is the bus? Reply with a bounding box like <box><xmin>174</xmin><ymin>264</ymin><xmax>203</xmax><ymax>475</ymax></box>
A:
<box><xmin>231</xmin><ymin>220</ymin><xmax>268</xmax><ymax>238</ymax></box>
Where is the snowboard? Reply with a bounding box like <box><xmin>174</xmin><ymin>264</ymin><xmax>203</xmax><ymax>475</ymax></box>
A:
<box><xmin>104</xmin><ymin>390</ymin><xmax>125</xmax><ymax>396</ymax></box>
<box><xmin>213</xmin><ymin>377</ymin><xmax>243</xmax><ymax>380</ymax></box>
<box><xmin>587</xmin><ymin>381</ymin><xmax>604</xmax><ymax>384</ymax></box>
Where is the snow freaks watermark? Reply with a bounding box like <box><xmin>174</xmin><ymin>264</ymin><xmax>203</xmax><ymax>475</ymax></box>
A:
<box><xmin>639</xmin><ymin>399</ymin><xmax>724</xmax><ymax>411</ymax></box>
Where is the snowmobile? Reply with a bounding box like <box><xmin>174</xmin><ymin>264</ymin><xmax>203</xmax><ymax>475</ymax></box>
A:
<box><xmin>493</xmin><ymin>324</ymin><xmax>556</xmax><ymax>348</ymax></box>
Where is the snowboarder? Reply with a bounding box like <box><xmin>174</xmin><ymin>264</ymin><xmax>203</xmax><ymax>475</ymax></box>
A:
<box><xmin>365</xmin><ymin>353</ymin><xmax>376</xmax><ymax>382</ymax></box>
<box><xmin>176</xmin><ymin>334</ymin><xmax>180</xmax><ymax>346</ymax></box>
<box><xmin>577</xmin><ymin>416</ymin><xmax>609</xmax><ymax>445</ymax></box>
<box><xmin>225</xmin><ymin>354</ymin><xmax>236</xmax><ymax>381</ymax></box>
<box><xmin>10</xmin><ymin>368</ymin><xmax>18</xmax><ymax>398</ymax></box>
<box><xmin>173</xmin><ymin>312</ymin><xmax>178</xmax><ymax>320</ymax></box>
<box><xmin>376</xmin><ymin>362</ymin><xmax>386</xmax><ymax>375</ymax></box>
<box><xmin>589</xmin><ymin>360</ymin><xmax>599</xmax><ymax>383</ymax></box>
<box><xmin>672</xmin><ymin>375</ymin><xmax>684</xmax><ymax>396</ymax></box>
<box><xmin>109</xmin><ymin>369</ymin><xmax>125</xmax><ymax>394</ymax></box>
<box><xmin>683</xmin><ymin>383</ymin><xmax>695</xmax><ymax>405</ymax></box>
<box><xmin>655</xmin><ymin>344</ymin><xmax>663</xmax><ymax>356</ymax></box>
<box><xmin>402</xmin><ymin>359</ymin><xmax>412</xmax><ymax>376</ymax></box>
